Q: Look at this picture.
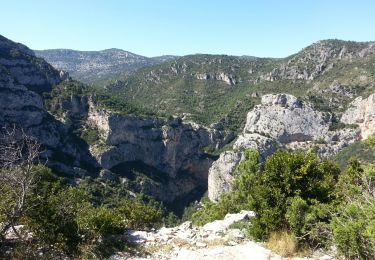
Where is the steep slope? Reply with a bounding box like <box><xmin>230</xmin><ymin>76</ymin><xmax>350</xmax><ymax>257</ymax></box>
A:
<box><xmin>0</xmin><ymin>34</ymin><xmax>99</xmax><ymax>176</ymax></box>
<box><xmin>98</xmin><ymin>55</ymin><xmax>281</xmax><ymax>131</ymax></box>
<box><xmin>0</xmin><ymin>35</ymin><xmax>68</xmax><ymax>93</ymax></box>
<box><xmin>34</xmin><ymin>48</ymin><xmax>177</xmax><ymax>83</ymax></box>
<box><xmin>96</xmin><ymin>39</ymin><xmax>375</xmax><ymax>133</ymax></box>
<box><xmin>0</xmin><ymin>34</ymin><xmax>66</xmax><ymax>142</ymax></box>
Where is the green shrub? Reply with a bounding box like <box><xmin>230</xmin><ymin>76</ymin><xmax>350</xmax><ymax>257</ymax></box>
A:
<box><xmin>331</xmin><ymin>160</ymin><xmax>375</xmax><ymax>259</ymax></box>
<box><xmin>24</xmin><ymin>170</ymin><xmax>88</xmax><ymax>253</ymax></box>
<box><xmin>77</xmin><ymin>206</ymin><xmax>124</xmax><ymax>238</ymax></box>
<box><xmin>116</xmin><ymin>199</ymin><xmax>163</xmax><ymax>230</ymax></box>
<box><xmin>193</xmin><ymin>149</ymin><xmax>340</xmax><ymax>249</ymax></box>
<box><xmin>332</xmin><ymin>202</ymin><xmax>375</xmax><ymax>259</ymax></box>
<box><xmin>285</xmin><ymin>196</ymin><xmax>309</xmax><ymax>238</ymax></box>
<box><xmin>246</xmin><ymin>150</ymin><xmax>339</xmax><ymax>241</ymax></box>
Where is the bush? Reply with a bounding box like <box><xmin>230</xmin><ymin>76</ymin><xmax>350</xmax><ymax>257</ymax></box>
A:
<box><xmin>24</xmin><ymin>170</ymin><xmax>87</xmax><ymax>253</ymax></box>
<box><xmin>332</xmin><ymin>202</ymin><xmax>375</xmax><ymax>259</ymax></box>
<box><xmin>286</xmin><ymin>197</ymin><xmax>332</xmax><ymax>247</ymax></box>
<box><xmin>331</xmin><ymin>160</ymin><xmax>375</xmax><ymax>259</ymax></box>
<box><xmin>193</xmin><ymin>149</ymin><xmax>340</xmax><ymax>249</ymax></box>
<box><xmin>116</xmin><ymin>199</ymin><xmax>163</xmax><ymax>230</ymax></box>
<box><xmin>77</xmin><ymin>206</ymin><xmax>124</xmax><ymax>239</ymax></box>
<box><xmin>246</xmin><ymin>150</ymin><xmax>339</xmax><ymax>242</ymax></box>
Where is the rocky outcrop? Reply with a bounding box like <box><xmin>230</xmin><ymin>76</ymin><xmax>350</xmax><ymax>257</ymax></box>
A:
<box><xmin>341</xmin><ymin>93</ymin><xmax>375</xmax><ymax>139</ymax></box>
<box><xmin>0</xmin><ymin>35</ymin><xmax>66</xmax><ymax>146</ymax></box>
<box><xmin>208</xmin><ymin>151</ymin><xmax>242</xmax><ymax>202</ymax></box>
<box><xmin>244</xmin><ymin>94</ymin><xmax>328</xmax><ymax>143</ymax></box>
<box><xmin>207</xmin><ymin>154</ymin><xmax>259</xmax><ymax>202</ymax></box>
<box><xmin>261</xmin><ymin>40</ymin><xmax>375</xmax><ymax>81</ymax></box>
<box><xmin>113</xmin><ymin>210</ymin><xmax>330</xmax><ymax>260</ymax></box>
<box><xmin>121</xmin><ymin>211</ymin><xmax>261</xmax><ymax>260</ymax></box>
<box><xmin>238</xmin><ymin>94</ymin><xmax>359</xmax><ymax>158</ymax></box>
<box><xmin>196</xmin><ymin>72</ymin><xmax>237</xmax><ymax>85</ymax></box>
<box><xmin>208</xmin><ymin>93</ymin><xmax>361</xmax><ymax>201</ymax></box>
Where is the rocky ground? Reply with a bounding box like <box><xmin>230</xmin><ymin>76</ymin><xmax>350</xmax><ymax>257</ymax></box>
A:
<box><xmin>110</xmin><ymin>211</ymin><xmax>334</xmax><ymax>260</ymax></box>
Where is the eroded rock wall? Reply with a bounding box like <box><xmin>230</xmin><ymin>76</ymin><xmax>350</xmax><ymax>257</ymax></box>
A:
<box><xmin>208</xmin><ymin>93</ymin><xmax>361</xmax><ymax>201</ymax></box>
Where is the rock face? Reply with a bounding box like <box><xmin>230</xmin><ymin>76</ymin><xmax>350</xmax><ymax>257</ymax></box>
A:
<box><xmin>87</xmin><ymin>104</ymin><xmax>224</xmax><ymax>177</ymax></box>
<box><xmin>208</xmin><ymin>151</ymin><xmax>242</xmax><ymax>202</ymax></box>
<box><xmin>341</xmin><ymin>93</ymin><xmax>375</xmax><ymax>139</ymax></box>
<box><xmin>0</xmin><ymin>35</ymin><xmax>68</xmax><ymax>93</ymax></box>
<box><xmin>196</xmin><ymin>72</ymin><xmax>237</xmax><ymax>85</ymax></box>
<box><xmin>208</xmin><ymin>93</ymin><xmax>361</xmax><ymax>201</ymax></box>
<box><xmin>0</xmin><ymin>35</ymin><xmax>99</xmax><ymax>177</ymax></box>
<box><xmin>35</xmin><ymin>48</ymin><xmax>176</xmax><ymax>83</ymax></box>
<box><xmin>244</xmin><ymin>94</ymin><xmax>330</xmax><ymax>144</ymax></box>
<box><xmin>0</xmin><ymin>35</ymin><xmax>66</xmax><ymax>146</ymax></box>
<box><xmin>86</xmin><ymin>102</ymin><xmax>231</xmax><ymax>202</ymax></box>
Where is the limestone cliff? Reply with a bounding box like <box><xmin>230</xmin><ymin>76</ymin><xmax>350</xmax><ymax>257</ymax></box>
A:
<box><xmin>0</xmin><ymin>35</ymin><xmax>66</xmax><ymax>147</ymax></box>
<box><xmin>208</xmin><ymin>93</ymin><xmax>362</xmax><ymax>201</ymax></box>
<box><xmin>0</xmin><ymin>35</ymin><xmax>98</xmax><ymax>177</ymax></box>
<box><xmin>85</xmin><ymin>101</ymin><xmax>231</xmax><ymax>202</ymax></box>
<box><xmin>341</xmin><ymin>93</ymin><xmax>375</xmax><ymax>139</ymax></box>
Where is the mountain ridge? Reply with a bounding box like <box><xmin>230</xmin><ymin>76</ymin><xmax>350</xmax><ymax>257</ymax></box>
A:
<box><xmin>93</xmin><ymin>39</ymin><xmax>375</xmax><ymax>132</ymax></box>
<box><xmin>34</xmin><ymin>48</ymin><xmax>178</xmax><ymax>83</ymax></box>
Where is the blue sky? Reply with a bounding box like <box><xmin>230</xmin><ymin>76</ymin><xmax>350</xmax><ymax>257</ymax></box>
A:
<box><xmin>1</xmin><ymin>0</ymin><xmax>375</xmax><ymax>57</ymax></box>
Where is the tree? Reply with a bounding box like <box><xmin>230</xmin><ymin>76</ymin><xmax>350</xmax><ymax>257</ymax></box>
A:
<box><xmin>0</xmin><ymin>126</ymin><xmax>41</xmax><ymax>241</ymax></box>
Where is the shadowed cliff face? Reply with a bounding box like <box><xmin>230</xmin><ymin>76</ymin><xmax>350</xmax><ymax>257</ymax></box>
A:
<box><xmin>0</xmin><ymin>35</ymin><xmax>66</xmax><ymax>145</ymax></box>
<box><xmin>0</xmin><ymin>35</ymin><xmax>99</xmax><ymax>178</ymax></box>
<box><xmin>0</xmin><ymin>35</ymin><xmax>69</xmax><ymax>93</ymax></box>
<box><xmin>80</xmin><ymin>100</ymin><xmax>231</xmax><ymax>202</ymax></box>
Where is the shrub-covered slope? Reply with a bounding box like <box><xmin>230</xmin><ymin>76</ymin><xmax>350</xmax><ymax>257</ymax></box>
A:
<box><xmin>96</xmin><ymin>40</ymin><xmax>375</xmax><ymax>132</ymax></box>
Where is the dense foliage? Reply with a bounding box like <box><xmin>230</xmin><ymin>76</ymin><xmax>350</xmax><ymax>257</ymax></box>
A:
<box><xmin>44</xmin><ymin>80</ymin><xmax>161</xmax><ymax>118</ymax></box>
<box><xmin>192</xmin><ymin>149</ymin><xmax>375</xmax><ymax>258</ymax></box>
<box><xmin>1</xmin><ymin>166</ymin><xmax>167</xmax><ymax>258</ymax></box>
<box><xmin>332</xmin><ymin>160</ymin><xmax>375</xmax><ymax>259</ymax></box>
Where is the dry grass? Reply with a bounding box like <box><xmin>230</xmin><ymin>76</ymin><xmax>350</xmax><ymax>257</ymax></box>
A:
<box><xmin>266</xmin><ymin>230</ymin><xmax>297</xmax><ymax>257</ymax></box>
<box><xmin>205</xmin><ymin>238</ymin><xmax>227</xmax><ymax>247</ymax></box>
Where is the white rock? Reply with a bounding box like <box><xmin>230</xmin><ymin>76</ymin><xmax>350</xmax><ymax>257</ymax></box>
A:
<box><xmin>203</xmin><ymin>211</ymin><xmax>255</xmax><ymax>233</ymax></box>
<box><xmin>341</xmin><ymin>93</ymin><xmax>375</xmax><ymax>139</ymax></box>
<box><xmin>208</xmin><ymin>151</ymin><xmax>242</xmax><ymax>201</ymax></box>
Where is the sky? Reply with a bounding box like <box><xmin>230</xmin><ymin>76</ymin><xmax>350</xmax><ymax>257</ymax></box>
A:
<box><xmin>1</xmin><ymin>0</ymin><xmax>375</xmax><ymax>58</ymax></box>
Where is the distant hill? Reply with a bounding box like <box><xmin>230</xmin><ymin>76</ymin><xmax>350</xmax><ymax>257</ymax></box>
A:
<box><xmin>34</xmin><ymin>48</ymin><xmax>177</xmax><ymax>83</ymax></box>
